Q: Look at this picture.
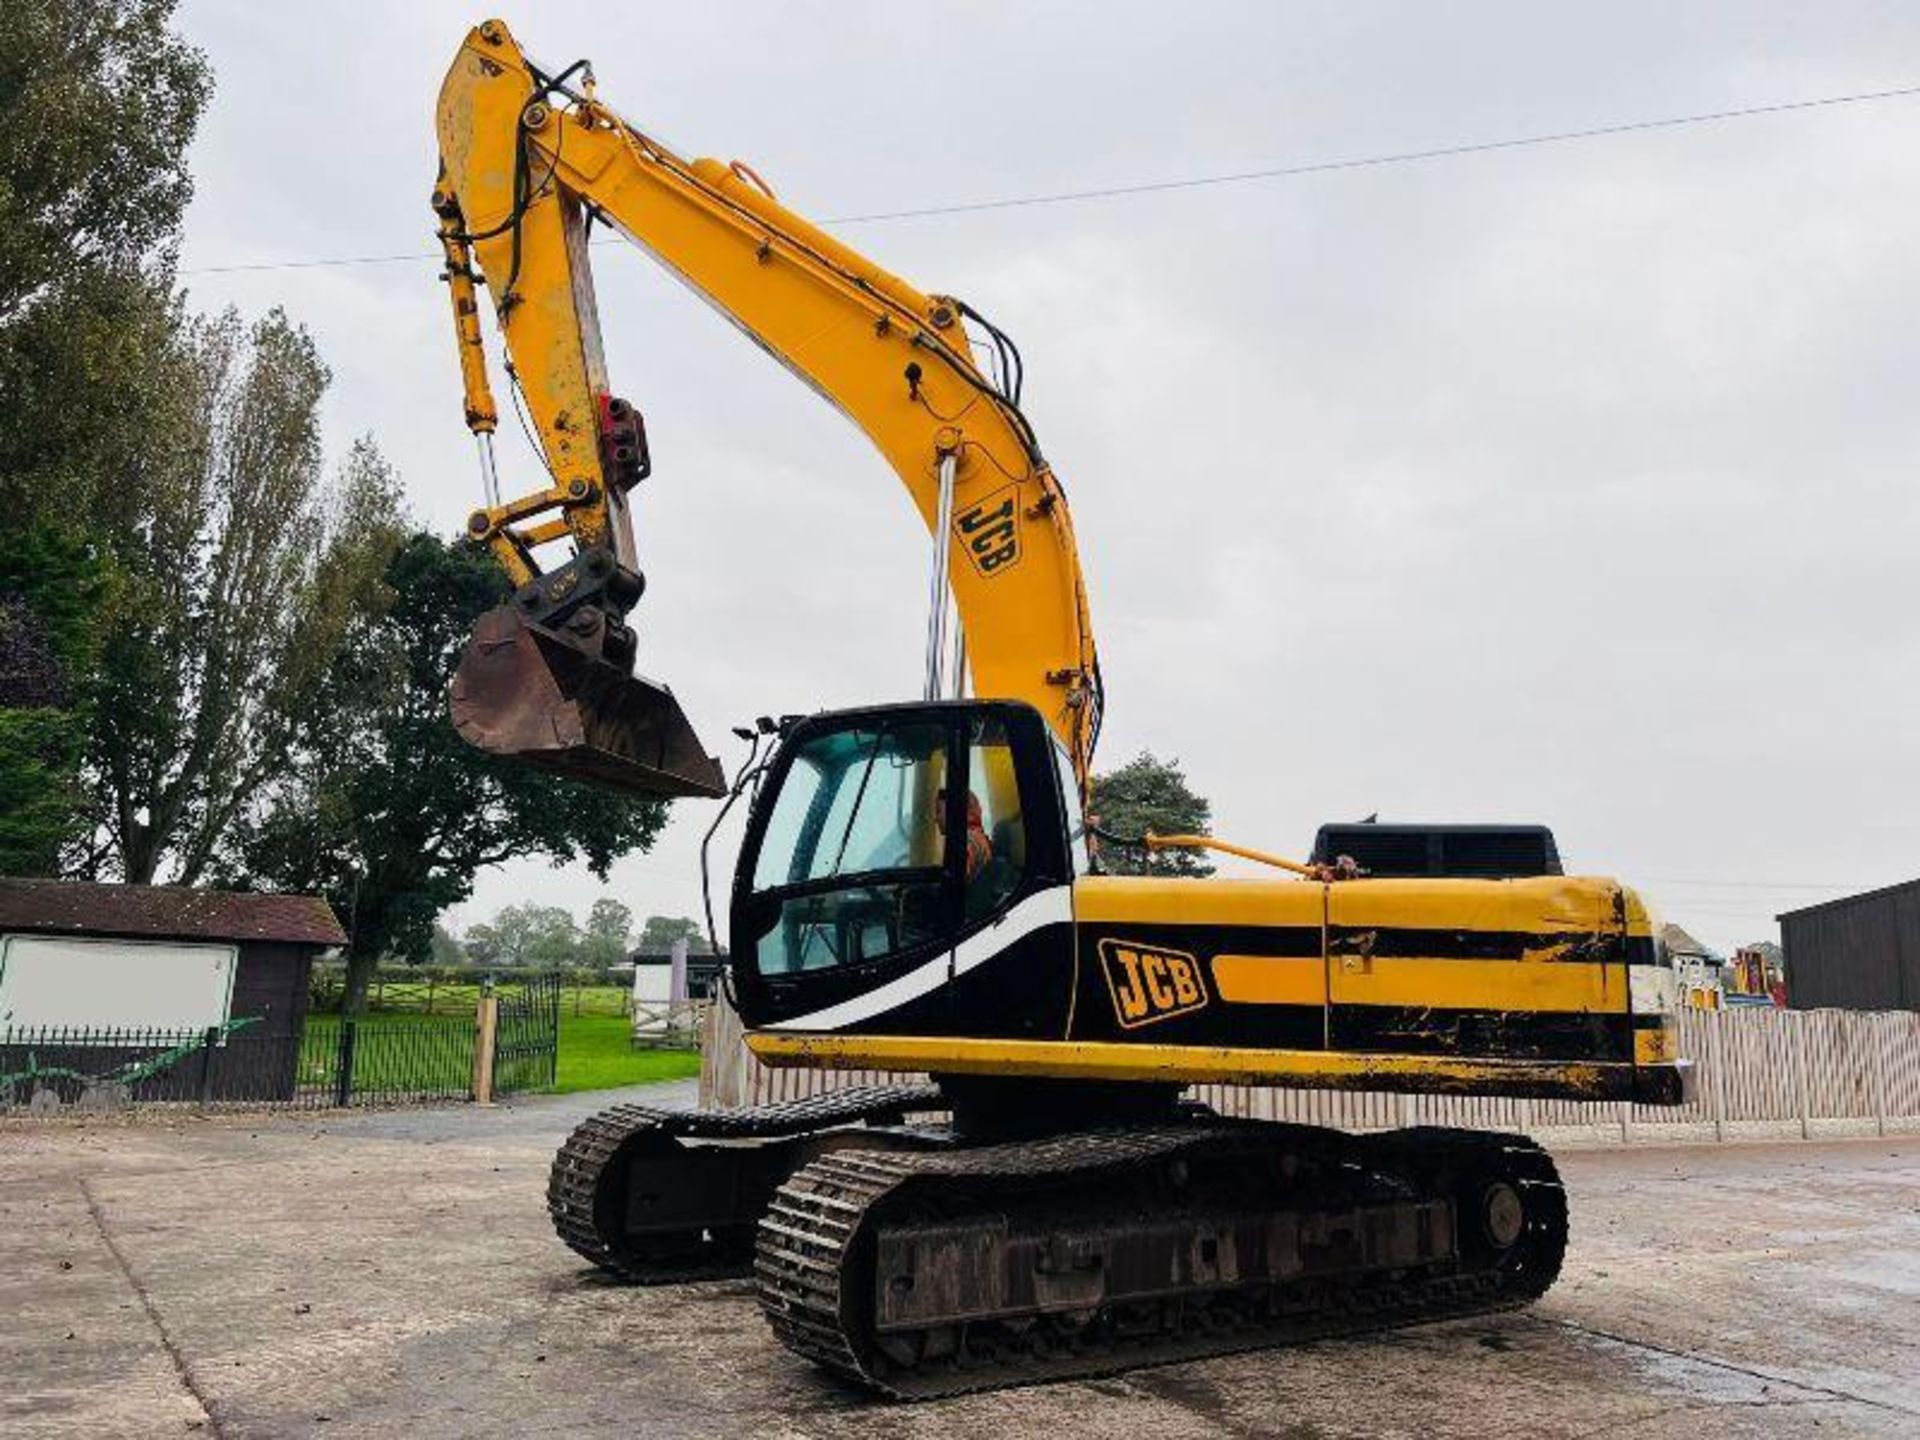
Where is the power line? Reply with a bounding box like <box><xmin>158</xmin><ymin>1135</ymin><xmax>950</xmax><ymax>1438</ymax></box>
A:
<box><xmin>829</xmin><ymin>82</ymin><xmax>1920</xmax><ymax>224</ymax></box>
<box><xmin>180</xmin><ymin>80</ymin><xmax>1920</xmax><ymax>279</ymax></box>
<box><xmin>185</xmin><ymin>249</ymin><xmax>435</xmax><ymax>277</ymax></box>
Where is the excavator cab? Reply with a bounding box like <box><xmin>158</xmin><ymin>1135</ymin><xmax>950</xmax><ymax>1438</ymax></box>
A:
<box><xmin>728</xmin><ymin>699</ymin><xmax>1075</xmax><ymax>1031</ymax></box>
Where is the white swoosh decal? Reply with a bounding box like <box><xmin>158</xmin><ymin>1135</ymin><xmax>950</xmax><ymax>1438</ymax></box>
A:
<box><xmin>765</xmin><ymin>884</ymin><xmax>1073</xmax><ymax>1032</ymax></box>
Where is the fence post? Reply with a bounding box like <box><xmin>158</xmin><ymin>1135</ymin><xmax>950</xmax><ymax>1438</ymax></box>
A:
<box><xmin>472</xmin><ymin>985</ymin><xmax>499</xmax><ymax>1106</ymax></box>
<box><xmin>334</xmin><ymin>1019</ymin><xmax>357</xmax><ymax>1108</ymax></box>
<box><xmin>1790</xmin><ymin>1014</ymin><xmax>1811</xmax><ymax>1140</ymax></box>
<box><xmin>197</xmin><ymin>1025</ymin><xmax>219</xmax><ymax>1111</ymax></box>
<box><xmin>550</xmin><ymin>985</ymin><xmax>561</xmax><ymax>1088</ymax></box>
<box><xmin>1869</xmin><ymin>1015</ymin><xmax>1888</xmax><ymax>1138</ymax></box>
<box><xmin>1707</xmin><ymin>1012</ymin><xmax>1726</xmax><ymax>1143</ymax></box>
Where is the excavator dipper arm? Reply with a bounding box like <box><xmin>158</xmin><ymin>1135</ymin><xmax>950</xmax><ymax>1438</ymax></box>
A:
<box><xmin>432</xmin><ymin>19</ymin><xmax>1102</xmax><ymax>795</ymax></box>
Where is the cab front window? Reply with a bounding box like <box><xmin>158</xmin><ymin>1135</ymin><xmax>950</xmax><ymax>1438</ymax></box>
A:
<box><xmin>745</xmin><ymin>721</ymin><xmax>951</xmax><ymax>975</ymax></box>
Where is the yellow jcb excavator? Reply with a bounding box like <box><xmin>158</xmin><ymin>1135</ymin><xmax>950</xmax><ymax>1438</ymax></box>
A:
<box><xmin>430</xmin><ymin>19</ymin><xmax>1692</xmax><ymax>1398</ymax></box>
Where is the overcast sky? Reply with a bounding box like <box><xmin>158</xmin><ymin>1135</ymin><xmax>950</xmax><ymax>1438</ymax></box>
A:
<box><xmin>172</xmin><ymin>2</ymin><xmax>1920</xmax><ymax>952</ymax></box>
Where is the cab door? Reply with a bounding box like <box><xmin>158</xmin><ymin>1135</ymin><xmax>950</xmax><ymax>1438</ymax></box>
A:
<box><xmin>729</xmin><ymin>700</ymin><xmax>1079</xmax><ymax>1039</ymax></box>
<box><xmin>1326</xmin><ymin>876</ymin><xmax>1630</xmax><ymax>1061</ymax></box>
<box><xmin>934</xmin><ymin>707</ymin><xmax>1081</xmax><ymax>1041</ymax></box>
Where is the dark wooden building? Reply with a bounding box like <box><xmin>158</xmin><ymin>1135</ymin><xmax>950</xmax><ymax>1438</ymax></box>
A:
<box><xmin>1778</xmin><ymin>878</ymin><xmax>1920</xmax><ymax>1012</ymax></box>
<box><xmin>0</xmin><ymin>880</ymin><xmax>345</xmax><ymax>1101</ymax></box>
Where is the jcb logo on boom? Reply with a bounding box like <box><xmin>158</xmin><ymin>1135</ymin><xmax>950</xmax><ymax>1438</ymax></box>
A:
<box><xmin>953</xmin><ymin>485</ymin><xmax>1021</xmax><ymax>577</ymax></box>
<box><xmin>1097</xmin><ymin>940</ymin><xmax>1209</xmax><ymax>1029</ymax></box>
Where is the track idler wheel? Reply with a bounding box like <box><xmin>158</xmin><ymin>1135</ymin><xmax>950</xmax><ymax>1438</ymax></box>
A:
<box><xmin>1479</xmin><ymin>1181</ymin><xmax>1526</xmax><ymax>1250</ymax></box>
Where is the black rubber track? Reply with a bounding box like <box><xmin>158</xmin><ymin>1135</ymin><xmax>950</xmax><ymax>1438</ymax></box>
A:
<box><xmin>754</xmin><ymin>1123</ymin><xmax>1566</xmax><ymax>1400</ymax></box>
<box><xmin>547</xmin><ymin>1084</ymin><xmax>946</xmax><ymax>1283</ymax></box>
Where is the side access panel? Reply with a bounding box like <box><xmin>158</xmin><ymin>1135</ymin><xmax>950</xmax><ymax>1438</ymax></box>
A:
<box><xmin>1326</xmin><ymin>876</ymin><xmax>1630</xmax><ymax>1064</ymax></box>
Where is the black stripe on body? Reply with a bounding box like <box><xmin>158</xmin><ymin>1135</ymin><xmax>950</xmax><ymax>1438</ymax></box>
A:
<box><xmin>1328</xmin><ymin>927</ymin><xmax>1624</xmax><ymax>963</ymax></box>
<box><xmin>1085</xmin><ymin>920</ymin><xmax>1629</xmax><ymax>964</ymax></box>
<box><xmin>1331</xmin><ymin>1006</ymin><xmax>1634</xmax><ymax>1062</ymax></box>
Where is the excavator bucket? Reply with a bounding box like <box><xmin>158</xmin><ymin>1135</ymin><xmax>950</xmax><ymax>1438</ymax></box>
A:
<box><xmin>449</xmin><ymin>606</ymin><xmax>726</xmax><ymax>799</ymax></box>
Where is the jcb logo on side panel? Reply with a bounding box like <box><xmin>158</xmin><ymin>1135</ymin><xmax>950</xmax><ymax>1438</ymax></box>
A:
<box><xmin>953</xmin><ymin>485</ymin><xmax>1021</xmax><ymax>578</ymax></box>
<box><xmin>1098</xmin><ymin>940</ymin><xmax>1209</xmax><ymax>1029</ymax></box>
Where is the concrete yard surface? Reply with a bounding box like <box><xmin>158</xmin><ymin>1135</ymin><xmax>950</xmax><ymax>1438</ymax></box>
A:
<box><xmin>3</xmin><ymin>1087</ymin><xmax>1917</xmax><ymax>1439</ymax></box>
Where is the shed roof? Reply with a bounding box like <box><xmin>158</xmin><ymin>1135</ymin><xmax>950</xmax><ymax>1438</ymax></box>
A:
<box><xmin>1776</xmin><ymin>876</ymin><xmax>1920</xmax><ymax>924</ymax></box>
<box><xmin>0</xmin><ymin>880</ymin><xmax>346</xmax><ymax>946</ymax></box>
<box><xmin>626</xmin><ymin>948</ymin><xmax>727</xmax><ymax>967</ymax></box>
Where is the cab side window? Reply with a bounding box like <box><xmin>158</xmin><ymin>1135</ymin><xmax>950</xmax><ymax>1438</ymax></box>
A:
<box><xmin>960</xmin><ymin>715</ymin><xmax>1026</xmax><ymax>920</ymax></box>
<box><xmin>748</xmin><ymin>722</ymin><xmax>951</xmax><ymax>975</ymax></box>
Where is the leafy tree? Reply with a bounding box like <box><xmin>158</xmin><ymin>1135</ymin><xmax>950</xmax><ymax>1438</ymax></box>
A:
<box><xmin>0</xmin><ymin>530</ymin><xmax>105</xmax><ymax>872</ymax></box>
<box><xmin>427</xmin><ymin>922</ymin><xmax>467</xmax><ymax>967</ymax></box>
<box><xmin>0</xmin><ymin>279</ymin><xmax>206</xmax><ymax>875</ymax></box>
<box><xmin>1088</xmin><ymin>751</ymin><xmax>1215</xmax><ymax>878</ymax></box>
<box><xmin>638</xmin><ymin>914</ymin><xmax>711</xmax><ymax>954</ymax></box>
<box><xmin>461</xmin><ymin>920</ymin><xmax>505</xmax><ymax>969</ymax></box>
<box><xmin>0</xmin><ymin>708</ymin><xmax>82</xmax><ymax>873</ymax></box>
<box><xmin>231</xmin><ymin>533</ymin><xmax>669</xmax><ymax>1011</ymax></box>
<box><xmin>582</xmin><ymin>897</ymin><xmax>635</xmax><ymax>968</ymax></box>
<box><xmin>0</xmin><ymin>0</ymin><xmax>211</xmax><ymax>873</ymax></box>
<box><xmin>0</xmin><ymin>0</ymin><xmax>210</xmax><ymax>325</ymax></box>
<box><xmin>0</xmin><ymin>265</ymin><xmax>199</xmax><ymax>531</ymax></box>
<box><xmin>466</xmin><ymin>904</ymin><xmax>579</xmax><ymax>969</ymax></box>
<box><xmin>81</xmin><ymin>312</ymin><xmax>407</xmax><ymax>883</ymax></box>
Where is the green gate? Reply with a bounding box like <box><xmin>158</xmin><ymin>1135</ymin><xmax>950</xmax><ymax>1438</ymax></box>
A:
<box><xmin>492</xmin><ymin>972</ymin><xmax>561</xmax><ymax>1094</ymax></box>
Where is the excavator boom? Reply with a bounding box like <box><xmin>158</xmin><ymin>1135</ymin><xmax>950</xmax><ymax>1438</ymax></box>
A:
<box><xmin>431</xmin><ymin>19</ymin><xmax>1101</xmax><ymax>797</ymax></box>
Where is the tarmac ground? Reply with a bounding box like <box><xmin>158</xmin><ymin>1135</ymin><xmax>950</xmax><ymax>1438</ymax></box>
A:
<box><xmin>3</xmin><ymin>1083</ymin><xmax>1916</xmax><ymax>1439</ymax></box>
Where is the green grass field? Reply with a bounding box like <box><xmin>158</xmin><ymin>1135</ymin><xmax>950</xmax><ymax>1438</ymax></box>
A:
<box><xmin>551</xmin><ymin>1014</ymin><xmax>701</xmax><ymax>1094</ymax></box>
<box><xmin>298</xmin><ymin>1011</ymin><xmax>698</xmax><ymax>1098</ymax></box>
<box><xmin>315</xmin><ymin>979</ymin><xmax>634</xmax><ymax>1019</ymax></box>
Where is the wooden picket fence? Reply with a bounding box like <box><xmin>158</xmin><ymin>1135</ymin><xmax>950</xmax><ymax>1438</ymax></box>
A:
<box><xmin>699</xmin><ymin>1002</ymin><xmax>1920</xmax><ymax>1144</ymax></box>
<box><xmin>631</xmin><ymin>998</ymin><xmax>709</xmax><ymax>1049</ymax></box>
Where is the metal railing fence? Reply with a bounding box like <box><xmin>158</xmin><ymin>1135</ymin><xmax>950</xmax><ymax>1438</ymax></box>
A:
<box><xmin>1</xmin><ymin>1007</ymin><xmax>553</xmax><ymax>1113</ymax></box>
